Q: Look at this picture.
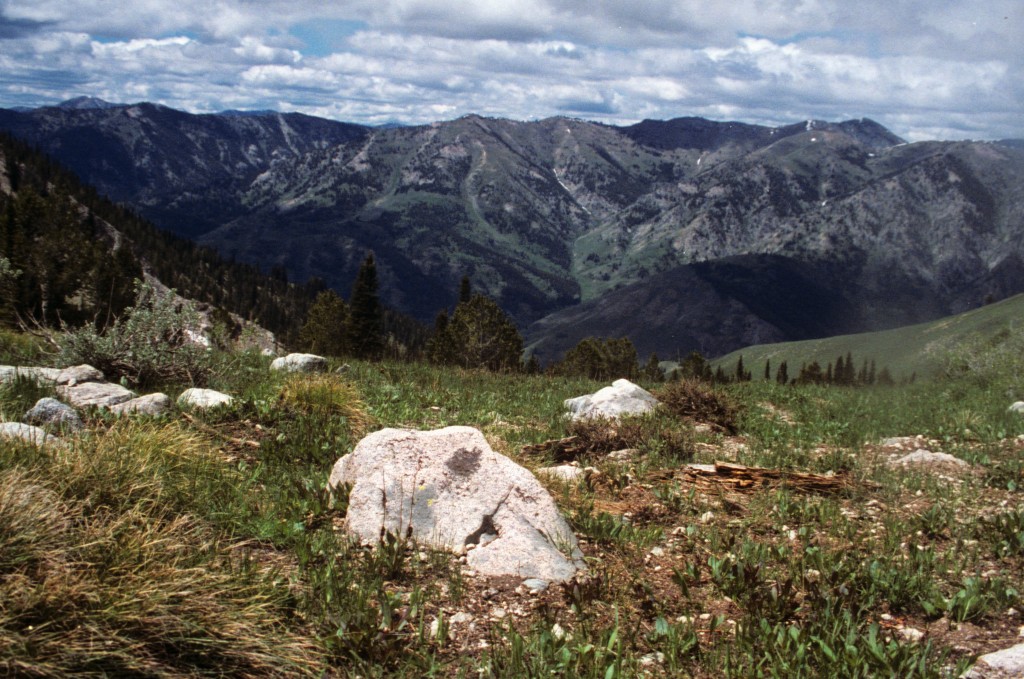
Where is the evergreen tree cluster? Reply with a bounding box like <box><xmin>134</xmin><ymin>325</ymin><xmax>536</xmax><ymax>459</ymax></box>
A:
<box><xmin>553</xmin><ymin>336</ymin><xmax>639</xmax><ymax>380</ymax></box>
<box><xmin>426</xmin><ymin>277</ymin><xmax>524</xmax><ymax>372</ymax></box>
<box><xmin>0</xmin><ymin>132</ymin><xmax>316</xmax><ymax>340</ymax></box>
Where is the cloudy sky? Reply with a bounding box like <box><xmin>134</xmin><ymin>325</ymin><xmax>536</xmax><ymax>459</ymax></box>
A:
<box><xmin>0</xmin><ymin>0</ymin><xmax>1020</xmax><ymax>141</ymax></box>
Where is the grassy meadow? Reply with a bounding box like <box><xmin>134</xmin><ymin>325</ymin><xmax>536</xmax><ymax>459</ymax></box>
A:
<box><xmin>1</xmin><ymin>325</ymin><xmax>1023</xmax><ymax>677</ymax></box>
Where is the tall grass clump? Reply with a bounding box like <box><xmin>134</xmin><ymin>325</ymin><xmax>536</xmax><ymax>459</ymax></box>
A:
<box><xmin>0</xmin><ymin>420</ymin><xmax>324</xmax><ymax>676</ymax></box>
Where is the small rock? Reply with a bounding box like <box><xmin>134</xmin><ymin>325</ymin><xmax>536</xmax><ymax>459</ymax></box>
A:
<box><xmin>0</xmin><ymin>422</ymin><xmax>58</xmax><ymax>446</ymax></box>
<box><xmin>606</xmin><ymin>448</ymin><xmax>637</xmax><ymax>461</ymax></box>
<box><xmin>451</xmin><ymin>612</ymin><xmax>473</xmax><ymax>625</ymax></box>
<box><xmin>898</xmin><ymin>627</ymin><xmax>925</xmax><ymax>643</ymax></box>
<box><xmin>24</xmin><ymin>397</ymin><xmax>83</xmax><ymax>433</ymax></box>
<box><xmin>55</xmin><ymin>364</ymin><xmax>104</xmax><ymax>386</ymax></box>
<box><xmin>58</xmin><ymin>381</ymin><xmax>135</xmax><ymax>409</ymax></box>
<box><xmin>965</xmin><ymin>642</ymin><xmax>1024</xmax><ymax>678</ymax></box>
<box><xmin>700</xmin><ymin>511</ymin><xmax>715</xmax><ymax>523</ymax></box>
<box><xmin>522</xmin><ymin>578</ymin><xmax>549</xmax><ymax>593</ymax></box>
<box><xmin>1008</xmin><ymin>401</ymin><xmax>1024</xmax><ymax>414</ymax></box>
<box><xmin>536</xmin><ymin>464</ymin><xmax>585</xmax><ymax>483</ymax></box>
<box><xmin>650</xmin><ymin>546</ymin><xmax>666</xmax><ymax>557</ymax></box>
<box><xmin>640</xmin><ymin>652</ymin><xmax>665</xmax><ymax>666</ymax></box>
<box><xmin>890</xmin><ymin>450</ymin><xmax>968</xmax><ymax>467</ymax></box>
<box><xmin>177</xmin><ymin>388</ymin><xmax>233</xmax><ymax>409</ymax></box>
<box><xmin>564</xmin><ymin>379</ymin><xmax>659</xmax><ymax>421</ymax></box>
<box><xmin>551</xmin><ymin>623</ymin><xmax>567</xmax><ymax>640</ymax></box>
<box><xmin>108</xmin><ymin>393</ymin><xmax>173</xmax><ymax>417</ymax></box>
<box><xmin>490</xmin><ymin>607</ymin><xmax>507</xmax><ymax>620</ymax></box>
<box><xmin>270</xmin><ymin>353</ymin><xmax>328</xmax><ymax>373</ymax></box>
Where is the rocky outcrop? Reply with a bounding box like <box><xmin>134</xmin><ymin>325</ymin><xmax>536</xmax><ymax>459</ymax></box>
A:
<box><xmin>329</xmin><ymin>426</ymin><xmax>585</xmax><ymax>582</ymax></box>
<box><xmin>565</xmin><ymin>379</ymin><xmax>659</xmax><ymax>421</ymax></box>
<box><xmin>0</xmin><ymin>366</ymin><xmax>61</xmax><ymax>384</ymax></box>
<box><xmin>57</xmin><ymin>381</ymin><xmax>135</xmax><ymax>409</ymax></box>
<box><xmin>965</xmin><ymin>642</ymin><xmax>1024</xmax><ymax>678</ymax></box>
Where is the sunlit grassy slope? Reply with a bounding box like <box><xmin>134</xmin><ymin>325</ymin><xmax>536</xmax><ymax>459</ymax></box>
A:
<box><xmin>712</xmin><ymin>293</ymin><xmax>1024</xmax><ymax>381</ymax></box>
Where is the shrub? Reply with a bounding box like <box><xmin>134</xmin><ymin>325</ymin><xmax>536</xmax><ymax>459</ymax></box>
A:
<box><xmin>57</xmin><ymin>280</ymin><xmax>211</xmax><ymax>388</ymax></box>
<box><xmin>657</xmin><ymin>378</ymin><xmax>739</xmax><ymax>433</ymax></box>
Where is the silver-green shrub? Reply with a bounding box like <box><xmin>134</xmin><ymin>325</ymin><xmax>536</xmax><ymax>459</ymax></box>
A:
<box><xmin>58</xmin><ymin>280</ymin><xmax>211</xmax><ymax>387</ymax></box>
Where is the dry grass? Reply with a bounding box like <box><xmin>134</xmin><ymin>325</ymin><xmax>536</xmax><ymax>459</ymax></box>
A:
<box><xmin>656</xmin><ymin>378</ymin><xmax>740</xmax><ymax>433</ymax></box>
<box><xmin>0</xmin><ymin>421</ymin><xmax>325</xmax><ymax>677</ymax></box>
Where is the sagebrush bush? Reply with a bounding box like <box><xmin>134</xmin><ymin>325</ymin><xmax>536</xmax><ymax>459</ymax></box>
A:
<box><xmin>57</xmin><ymin>280</ymin><xmax>211</xmax><ymax>388</ymax></box>
<box><xmin>656</xmin><ymin>378</ymin><xmax>740</xmax><ymax>433</ymax></box>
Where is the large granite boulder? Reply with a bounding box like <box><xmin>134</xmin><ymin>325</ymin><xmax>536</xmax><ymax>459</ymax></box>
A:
<box><xmin>57</xmin><ymin>381</ymin><xmax>135</xmax><ymax>409</ymax></box>
<box><xmin>270</xmin><ymin>353</ymin><xmax>328</xmax><ymax>373</ymax></box>
<box><xmin>177</xmin><ymin>388</ymin><xmax>233</xmax><ymax>410</ymax></box>
<box><xmin>0</xmin><ymin>422</ymin><xmax>58</xmax><ymax>446</ymax></box>
<box><xmin>565</xmin><ymin>379</ymin><xmax>659</xmax><ymax>421</ymax></box>
<box><xmin>329</xmin><ymin>426</ymin><xmax>585</xmax><ymax>582</ymax></box>
<box><xmin>23</xmin><ymin>398</ymin><xmax>84</xmax><ymax>433</ymax></box>
<box><xmin>108</xmin><ymin>393</ymin><xmax>173</xmax><ymax>417</ymax></box>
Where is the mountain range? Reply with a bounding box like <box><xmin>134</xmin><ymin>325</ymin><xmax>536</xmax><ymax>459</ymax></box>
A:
<box><xmin>2</xmin><ymin>98</ymin><xmax>1022</xmax><ymax>362</ymax></box>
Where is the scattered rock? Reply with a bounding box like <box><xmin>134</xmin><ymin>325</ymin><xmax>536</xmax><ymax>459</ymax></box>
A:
<box><xmin>55</xmin><ymin>364</ymin><xmax>104</xmax><ymax>386</ymax></box>
<box><xmin>23</xmin><ymin>397</ymin><xmax>84</xmax><ymax>433</ymax></box>
<box><xmin>606</xmin><ymin>448</ymin><xmax>637</xmax><ymax>461</ymax></box>
<box><xmin>1009</xmin><ymin>402</ymin><xmax>1024</xmax><ymax>414</ymax></box>
<box><xmin>964</xmin><ymin>642</ymin><xmax>1024</xmax><ymax>678</ymax></box>
<box><xmin>108</xmin><ymin>393</ymin><xmax>173</xmax><ymax>417</ymax></box>
<box><xmin>536</xmin><ymin>464</ymin><xmax>587</xmax><ymax>483</ymax></box>
<box><xmin>522</xmin><ymin>578</ymin><xmax>549</xmax><ymax>593</ymax></box>
<box><xmin>58</xmin><ymin>381</ymin><xmax>135</xmax><ymax>409</ymax></box>
<box><xmin>897</xmin><ymin>627</ymin><xmax>925</xmax><ymax>643</ymax></box>
<box><xmin>0</xmin><ymin>366</ymin><xmax>61</xmax><ymax>384</ymax></box>
<box><xmin>564</xmin><ymin>379</ymin><xmax>658</xmax><ymax>421</ymax></box>
<box><xmin>270</xmin><ymin>353</ymin><xmax>328</xmax><ymax>373</ymax></box>
<box><xmin>0</xmin><ymin>422</ymin><xmax>58</xmax><ymax>446</ymax></box>
<box><xmin>329</xmin><ymin>426</ymin><xmax>585</xmax><ymax>582</ymax></box>
<box><xmin>177</xmin><ymin>388</ymin><xmax>234</xmax><ymax>409</ymax></box>
<box><xmin>889</xmin><ymin>450</ymin><xmax>968</xmax><ymax>467</ymax></box>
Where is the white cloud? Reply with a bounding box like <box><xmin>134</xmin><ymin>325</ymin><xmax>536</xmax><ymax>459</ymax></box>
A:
<box><xmin>0</xmin><ymin>0</ymin><xmax>1020</xmax><ymax>139</ymax></box>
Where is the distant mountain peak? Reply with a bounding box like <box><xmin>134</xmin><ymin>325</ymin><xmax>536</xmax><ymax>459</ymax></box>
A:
<box><xmin>56</xmin><ymin>96</ymin><xmax>120</xmax><ymax>110</ymax></box>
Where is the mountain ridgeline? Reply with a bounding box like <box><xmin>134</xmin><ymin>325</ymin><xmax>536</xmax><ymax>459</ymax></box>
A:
<box><xmin>3</xmin><ymin>99</ymin><xmax>1023</xmax><ymax>362</ymax></box>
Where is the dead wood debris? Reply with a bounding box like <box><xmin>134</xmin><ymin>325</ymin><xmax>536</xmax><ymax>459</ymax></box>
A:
<box><xmin>675</xmin><ymin>461</ymin><xmax>859</xmax><ymax>495</ymax></box>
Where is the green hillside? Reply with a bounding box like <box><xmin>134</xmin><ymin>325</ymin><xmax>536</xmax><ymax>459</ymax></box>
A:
<box><xmin>712</xmin><ymin>293</ymin><xmax>1024</xmax><ymax>381</ymax></box>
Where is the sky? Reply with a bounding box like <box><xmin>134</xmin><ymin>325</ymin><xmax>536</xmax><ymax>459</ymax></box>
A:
<box><xmin>0</xmin><ymin>0</ymin><xmax>1020</xmax><ymax>141</ymax></box>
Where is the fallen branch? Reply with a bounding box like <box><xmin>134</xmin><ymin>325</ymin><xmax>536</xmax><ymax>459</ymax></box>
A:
<box><xmin>180</xmin><ymin>411</ymin><xmax>260</xmax><ymax>449</ymax></box>
<box><xmin>677</xmin><ymin>461</ymin><xmax>857</xmax><ymax>495</ymax></box>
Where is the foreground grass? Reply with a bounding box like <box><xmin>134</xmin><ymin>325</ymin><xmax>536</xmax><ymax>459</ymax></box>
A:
<box><xmin>2</xmin><ymin>348</ymin><xmax>1023</xmax><ymax>676</ymax></box>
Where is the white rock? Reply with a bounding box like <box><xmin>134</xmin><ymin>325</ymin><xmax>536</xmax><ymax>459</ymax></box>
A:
<box><xmin>329</xmin><ymin>426</ymin><xmax>585</xmax><ymax>582</ymax></box>
<box><xmin>57</xmin><ymin>381</ymin><xmax>135</xmax><ymax>409</ymax></box>
<box><xmin>536</xmin><ymin>465</ymin><xmax>585</xmax><ymax>483</ymax></box>
<box><xmin>898</xmin><ymin>627</ymin><xmax>925</xmax><ymax>643</ymax></box>
<box><xmin>55</xmin><ymin>364</ymin><xmax>104</xmax><ymax>386</ymax></box>
<box><xmin>1009</xmin><ymin>402</ymin><xmax>1024</xmax><ymax>414</ymax></box>
<box><xmin>177</xmin><ymin>388</ymin><xmax>233</xmax><ymax>409</ymax></box>
<box><xmin>108</xmin><ymin>393</ymin><xmax>173</xmax><ymax>417</ymax></box>
<box><xmin>0</xmin><ymin>366</ymin><xmax>61</xmax><ymax>384</ymax></box>
<box><xmin>0</xmin><ymin>422</ymin><xmax>58</xmax><ymax>446</ymax></box>
<box><xmin>965</xmin><ymin>642</ymin><xmax>1024</xmax><ymax>678</ymax></box>
<box><xmin>564</xmin><ymin>379</ymin><xmax>658</xmax><ymax>421</ymax></box>
<box><xmin>890</xmin><ymin>450</ymin><xmax>968</xmax><ymax>467</ymax></box>
<box><xmin>270</xmin><ymin>353</ymin><xmax>328</xmax><ymax>373</ymax></box>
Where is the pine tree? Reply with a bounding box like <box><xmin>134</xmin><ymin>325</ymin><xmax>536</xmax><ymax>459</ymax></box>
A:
<box><xmin>764</xmin><ymin>359</ymin><xmax>771</xmax><ymax>381</ymax></box>
<box><xmin>299</xmin><ymin>289</ymin><xmax>348</xmax><ymax>356</ymax></box>
<box><xmin>643</xmin><ymin>353</ymin><xmax>663</xmax><ymax>382</ymax></box>
<box><xmin>346</xmin><ymin>253</ymin><xmax>384</xmax><ymax>360</ymax></box>
<box><xmin>458</xmin><ymin>275</ymin><xmax>472</xmax><ymax>304</ymax></box>
<box><xmin>735</xmin><ymin>356</ymin><xmax>746</xmax><ymax>382</ymax></box>
<box><xmin>445</xmin><ymin>294</ymin><xmax>523</xmax><ymax>372</ymax></box>
<box><xmin>776</xmin><ymin>360</ymin><xmax>789</xmax><ymax>385</ymax></box>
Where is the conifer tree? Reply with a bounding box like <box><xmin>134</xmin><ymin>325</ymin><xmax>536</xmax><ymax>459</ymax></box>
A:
<box><xmin>764</xmin><ymin>359</ymin><xmax>771</xmax><ymax>381</ymax></box>
<box><xmin>776</xmin><ymin>360</ymin><xmax>789</xmax><ymax>385</ymax></box>
<box><xmin>459</xmin><ymin>275</ymin><xmax>472</xmax><ymax>304</ymax></box>
<box><xmin>444</xmin><ymin>294</ymin><xmax>523</xmax><ymax>372</ymax></box>
<box><xmin>346</xmin><ymin>253</ymin><xmax>384</xmax><ymax>360</ymax></box>
<box><xmin>299</xmin><ymin>289</ymin><xmax>348</xmax><ymax>356</ymax></box>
